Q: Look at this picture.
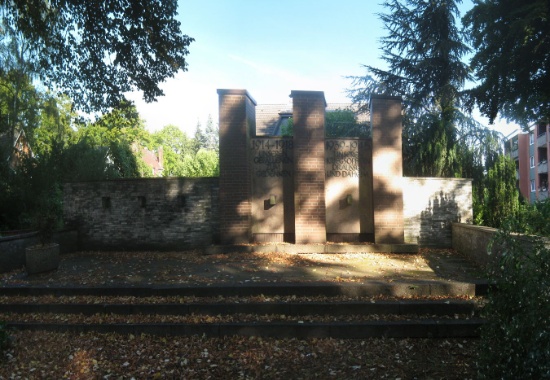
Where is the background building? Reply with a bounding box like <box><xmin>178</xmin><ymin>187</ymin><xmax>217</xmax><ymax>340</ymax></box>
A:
<box><xmin>505</xmin><ymin>123</ymin><xmax>549</xmax><ymax>202</ymax></box>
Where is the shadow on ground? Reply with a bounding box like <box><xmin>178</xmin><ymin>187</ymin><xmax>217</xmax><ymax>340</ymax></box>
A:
<box><xmin>1</xmin><ymin>248</ymin><xmax>486</xmax><ymax>287</ymax></box>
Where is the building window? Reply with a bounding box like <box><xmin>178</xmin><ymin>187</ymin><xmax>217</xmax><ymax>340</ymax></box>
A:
<box><xmin>529</xmin><ymin>133</ymin><xmax>534</xmax><ymax>145</ymax></box>
<box><xmin>530</xmin><ymin>156</ymin><xmax>535</xmax><ymax>168</ymax></box>
<box><xmin>531</xmin><ymin>180</ymin><xmax>536</xmax><ymax>192</ymax></box>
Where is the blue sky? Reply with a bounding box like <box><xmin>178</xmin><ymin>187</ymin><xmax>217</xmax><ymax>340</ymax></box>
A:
<box><xmin>128</xmin><ymin>0</ymin><xmax>516</xmax><ymax>136</ymax></box>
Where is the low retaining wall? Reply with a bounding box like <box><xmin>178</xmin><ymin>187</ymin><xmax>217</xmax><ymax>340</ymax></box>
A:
<box><xmin>452</xmin><ymin>223</ymin><xmax>499</xmax><ymax>268</ymax></box>
<box><xmin>0</xmin><ymin>229</ymin><xmax>78</xmax><ymax>273</ymax></box>
<box><xmin>452</xmin><ymin>222</ymin><xmax>550</xmax><ymax>269</ymax></box>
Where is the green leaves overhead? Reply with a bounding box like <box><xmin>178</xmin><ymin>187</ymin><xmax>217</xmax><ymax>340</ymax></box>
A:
<box><xmin>464</xmin><ymin>0</ymin><xmax>550</xmax><ymax>125</ymax></box>
<box><xmin>0</xmin><ymin>0</ymin><xmax>194</xmax><ymax>112</ymax></box>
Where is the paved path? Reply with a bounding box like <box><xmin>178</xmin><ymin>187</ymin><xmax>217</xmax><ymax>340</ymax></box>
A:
<box><xmin>1</xmin><ymin>248</ymin><xmax>486</xmax><ymax>290</ymax></box>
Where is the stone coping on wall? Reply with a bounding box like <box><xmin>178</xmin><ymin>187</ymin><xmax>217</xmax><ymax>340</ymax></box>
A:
<box><xmin>206</xmin><ymin>243</ymin><xmax>419</xmax><ymax>255</ymax></box>
<box><xmin>217</xmin><ymin>89</ymin><xmax>257</xmax><ymax>106</ymax></box>
<box><xmin>0</xmin><ymin>230</ymin><xmax>37</xmax><ymax>242</ymax></box>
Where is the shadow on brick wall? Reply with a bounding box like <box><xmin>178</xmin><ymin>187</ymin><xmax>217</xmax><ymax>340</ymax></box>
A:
<box><xmin>419</xmin><ymin>191</ymin><xmax>461</xmax><ymax>247</ymax></box>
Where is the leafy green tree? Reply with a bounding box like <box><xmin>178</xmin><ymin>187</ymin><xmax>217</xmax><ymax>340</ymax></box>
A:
<box><xmin>513</xmin><ymin>199</ymin><xmax>550</xmax><ymax>238</ymax></box>
<box><xmin>0</xmin><ymin>0</ymin><xmax>193</xmax><ymax>112</ymax></box>
<box><xmin>31</xmin><ymin>94</ymin><xmax>76</xmax><ymax>157</ymax></box>
<box><xmin>281</xmin><ymin>117</ymin><xmax>294</xmax><ymax>137</ymax></box>
<box><xmin>0</xmin><ymin>17</ymin><xmax>39</xmax><ymax>138</ymax></box>
<box><xmin>152</xmin><ymin>124</ymin><xmax>191</xmax><ymax>155</ymax></box>
<box><xmin>0</xmin><ymin>70</ymin><xmax>41</xmax><ymax>143</ymax></box>
<box><xmin>481</xmin><ymin>154</ymin><xmax>520</xmax><ymax>228</ymax></box>
<box><xmin>203</xmin><ymin>115</ymin><xmax>219</xmax><ymax>152</ymax></box>
<box><xmin>326</xmin><ymin>109</ymin><xmax>369</xmax><ymax>138</ymax></box>
<box><xmin>193</xmin><ymin>121</ymin><xmax>207</xmax><ymax>154</ymax></box>
<box><xmin>349</xmin><ymin>0</ymin><xmax>472</xmax><ymax>177</ymax></box>
<box><xmin>74</xmin><ymin>102</ymin><xmax>149</xmax><ymax>178</ymax></box>
<box><xmin>481</xmin><ymin>224</ymin><xmax>550</xmax><ymax>378</ymax></box>
<box><xmin>464</xmin><ymin>0</ymin><xmax>550</xmax><ymax>125</ymax></box>
<box><xmin>151</xmin><ymin>124</ymin><xmax>192</xmax><ymax>176</ymax></box>
<box><xmin>280</xmin><ymin>109</ymin><xmax>368</xmax><ymax>137</ymax></box>
<box><xmin>60</xmin><ymin>140</ymin><xmax>124</xmax><ymax>182</ymax></box>
<box><xmin>181</xmin><ymin>150</ymin><xmax>219</xmax><ymax>177</ymax></box>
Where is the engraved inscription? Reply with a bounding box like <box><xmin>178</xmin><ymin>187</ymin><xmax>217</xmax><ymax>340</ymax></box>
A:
<box><xmin>251</xmin><ymin>139</ymin><xmax>293</xmax><ymax>178</ymax></box>
<box><xmin>325</xmin><ymin>140</ymin><xmax>368</xmax><ymax>178</ymax></box>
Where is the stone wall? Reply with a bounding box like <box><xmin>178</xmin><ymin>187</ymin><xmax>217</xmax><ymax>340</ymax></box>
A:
<box><xmin>452</xmin><ymin>222</ymin><xmax>550</xmax><ymax>269</ymax></box>
<box><xmin>452</xmin><ymin>223</ymin><xmax>498</xmax><ymax>268</ymax></box>
<box><xmin>403</xmin><ymin>178</ymin><xmax>473</xmax><ymax>247</ymax></box>
<box><xmin>62</xmin><ymin>176</ymin><xmax>472</xmax><ymax>251</ymax></box>
<box><xmin>63</xmin><ymin>178</ymin><xmax>219</xmax><ymax>251</ymax></box>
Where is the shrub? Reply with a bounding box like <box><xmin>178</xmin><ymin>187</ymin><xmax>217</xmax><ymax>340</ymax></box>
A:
<box><xmin>479</xmin><ymin>224</ymin><xmax>550</xmax><ymax>379</ymax></box>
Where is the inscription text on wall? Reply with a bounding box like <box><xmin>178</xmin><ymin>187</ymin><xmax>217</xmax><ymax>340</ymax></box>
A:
<box><xmin>325</xmin><ymin>140</ymin><xmax>368</xmax><ymax>178</ymax></box>
<box><xmin>251</xmin><ymin>139</ymin><xmax>293</xmax><ymax>178</ymax></box>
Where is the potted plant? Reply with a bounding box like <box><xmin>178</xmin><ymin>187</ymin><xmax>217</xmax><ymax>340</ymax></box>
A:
<box><xmin>25</xmin><ymin>189</ymin><xmax>61</xmax><ymax>275</ymax></box>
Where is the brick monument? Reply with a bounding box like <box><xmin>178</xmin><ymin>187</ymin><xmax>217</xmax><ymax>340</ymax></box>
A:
<box><xmin>218</xmin><ymin>89</ymin><xmax>405</xmax><ymax>245</ymax></box>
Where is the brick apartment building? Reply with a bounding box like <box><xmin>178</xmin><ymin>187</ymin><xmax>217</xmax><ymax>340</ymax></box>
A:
<box><xmin>505</xmin><ymin>123</ymin><xmax>549</xmax><ymax>202</ymax></box>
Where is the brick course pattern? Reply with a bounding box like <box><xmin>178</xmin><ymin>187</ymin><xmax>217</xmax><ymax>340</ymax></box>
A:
<box><xmin>291</xmin><ymin>91</ymin><xmax>327</xmax><ymax>244</ymax></box>
<box><xmin>370</xmin><ymin>95</ymin><xmax>405</xmax><ymax>244</ymax></box>
<box><xmin>63</xmin><ymin>178</ymin><xmax>219</xmax><ymax>250</ymax></box>
<box><xmin>217</xmin><ymin>89</ymin><xmax>256</xmax><ymax>244</ymax></box>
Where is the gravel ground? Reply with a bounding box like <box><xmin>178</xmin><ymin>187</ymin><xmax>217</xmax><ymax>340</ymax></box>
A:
<box><xmin>1</xmin><ymin>332</ymin><xmax>479</xmax><ymax>379</ymax></box>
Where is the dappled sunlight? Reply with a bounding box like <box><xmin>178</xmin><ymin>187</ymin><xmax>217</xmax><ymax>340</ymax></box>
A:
<box><xmin>372</xmin><ymin>149</ymin><xmax>402</xmax><ymax>177</ymax></box>
<box><xmin>66</xmin><ymin>349</ymin><xmax>97</xmax><ymax>379</ymax></box>
<box><xmin>0</xmin><ymin>248</ymin><xmax>482</xmax><ymax>287</ymax></box>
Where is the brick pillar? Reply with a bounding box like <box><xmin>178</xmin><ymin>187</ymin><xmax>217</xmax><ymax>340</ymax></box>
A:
<box><xmin>217</xmin><ymin>89</ymin><xmax>256</xmax><ymax>244</ymax></box>
<box><xmin>291</xmin><ymin>90</ymin><xmax>327</xmax><ymax>244</ymax></box>
<box><xmin>371</xmin><ymin>95</ymin><xmax>404</xmax><ymax>244</ymax></box>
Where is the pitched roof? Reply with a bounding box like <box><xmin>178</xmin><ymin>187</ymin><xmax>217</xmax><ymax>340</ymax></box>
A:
<box><xmin>255</xmin><ymin>104</ymin><xmax>292</xmax><ymax>136</ymax></box>
<box><xmin>0</xmin><ymin>129</ymin><xmax>32</xmax><ymax>169</ymax></box>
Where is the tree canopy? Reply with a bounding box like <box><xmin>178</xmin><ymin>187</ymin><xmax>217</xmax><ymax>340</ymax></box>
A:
<box><xmin>349</xmin><ymin>0</ymin><xmax>474</xmax><ymax>177</ymax></box>
<box><xmin>0</xmin><ymin>0</ymin><xmax>193</xmax><ymax>112</ymax></box>
<box><xmin>464</xmin><ymin>0</ymin><xmax>550</xmax><ymax>126</ymax></box>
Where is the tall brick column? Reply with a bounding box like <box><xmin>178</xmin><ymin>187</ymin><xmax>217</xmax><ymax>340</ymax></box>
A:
<box><xmin>217</xmin><ymin>89</ymin><xmax>256</xmax><ymax>244</ymax></box>
<box><xmin>371</xmin><ymin>95</ymin><xmax>404</xmax><ymax>244</ymax></box>
<box><xmin>291</xmin><ymin>90</ymin><xmax>327</xmax><ymax>243</ymax></box>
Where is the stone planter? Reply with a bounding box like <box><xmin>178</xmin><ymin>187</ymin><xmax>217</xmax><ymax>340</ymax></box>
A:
<box><xmin>25</xmin><ymin>243</ymin><xmax>60</xmax><ymax>274</ymax></box>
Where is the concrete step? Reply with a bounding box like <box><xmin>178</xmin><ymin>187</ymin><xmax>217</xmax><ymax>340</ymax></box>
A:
<box><xmin>0</xmin><ymin>281</ymin><xmax>488</xmax><ymax>297</ymax></box>
<box><xmin>6</xmin><ymin>320</ymin><xmax>483</xmax><ymax>339</ymax></box>
<box><xmin>1</xmin><ymin>296</ymin><xmax>484</xmax><ymax>338</ymax></box>
<box><xmin>0</xmin><ymin>299</ymin><xmax>480</xmax><ymax>317</ymax></box>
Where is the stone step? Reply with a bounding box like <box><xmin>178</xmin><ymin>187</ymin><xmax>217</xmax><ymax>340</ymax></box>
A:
<box><xmin>0</xmin><ymin>281</ymin><xmax>488</xmax><ymax>297</ymax></box>
<box><xmin>0</xmin><ymin>299</ymin><xmax>480</xmax><ymax>317</ymax></box>
<box><xmin>6</xmin><ymin>319</ymin><xmax>483</xmax><ymax>339</ymax></box>
<box><xmin>205</xmin><ymin>243</ymin><xmax>419</xmax><ymax>254</ymax></box>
